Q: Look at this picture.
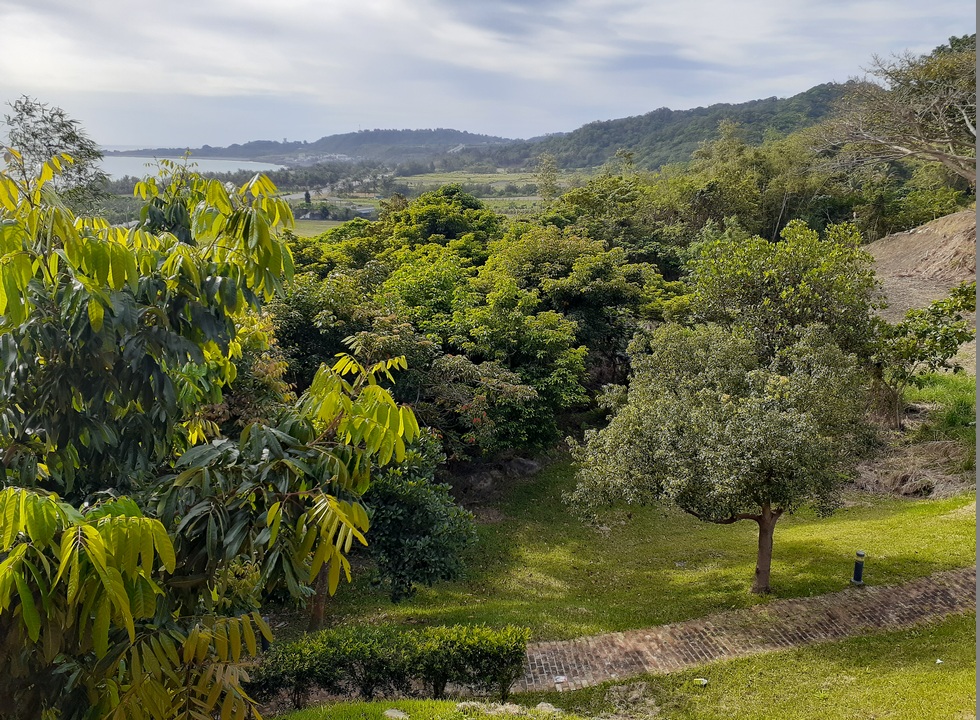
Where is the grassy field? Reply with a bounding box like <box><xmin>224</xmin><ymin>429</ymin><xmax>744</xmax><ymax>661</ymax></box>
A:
<box><xmin>274</xmin><ymin>613</ymin><xmax>976</xmax><ymax>720</ymax></box>
<box><xmin>292</xmin><ymin>220</ymin><xmax>345</xmax><ymax>237</ymax></box>
<box><xmin>299</xmin><ymin>458</ymin><xmax>975</xmax><ymax>642</ymax></box>
<box><xmin>395</xmin><ymin>171</ymin><xmax>539</xmax><ymax>187</ymax></box>
<box><xmin>517</xmin><ymin>612</ymin><xmax>977</xmax><ymax>720</ymax></box>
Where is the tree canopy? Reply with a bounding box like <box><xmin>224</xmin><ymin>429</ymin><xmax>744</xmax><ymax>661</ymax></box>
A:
<box><xmin>827</xmin><ymin>34</ymin><xmax>977</xmax><ymax>184</ymax></box>
<box><xmin>568</xmin><ymin>324</ymin><xmax>869</xmax><ymax>593</ymax></box>
<box><xmin>0</xmin><ymin>147</ymin><xmax>420</xmax><ymax>718</ymax></box>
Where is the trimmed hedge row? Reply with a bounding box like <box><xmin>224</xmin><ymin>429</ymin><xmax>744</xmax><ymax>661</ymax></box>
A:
<box><xmin>247</xmin><ymin>624</ymin><xmax>530</xmax><ymax>709</ymax></box>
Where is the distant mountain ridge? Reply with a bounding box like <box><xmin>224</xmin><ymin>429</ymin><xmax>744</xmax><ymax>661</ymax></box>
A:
<box><xmin>105</xmin><ymin>82</ymin><xmax>850</xmax><ymax>171</ymax></box>
<box><xmin>106</xmin><ymin>128</ymin><xmax>514</xmax><ymax>165</ymax></box>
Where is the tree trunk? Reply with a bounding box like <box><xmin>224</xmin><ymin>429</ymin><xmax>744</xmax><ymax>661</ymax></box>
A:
<box><xmin>307</xmin><ymin>568</ymin><xmax>329</xmax><ymax>632</ymax></box>
<box><xmin>751</xmin><ymin>505</ymin><xmax>781</xmax><ymax>594</ymax></box>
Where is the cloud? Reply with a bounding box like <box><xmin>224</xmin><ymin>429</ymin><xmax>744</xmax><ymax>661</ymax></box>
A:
<box><xmin>0</xmin><ymin>0</ymin><xmax>972</xmax><ymax>146</ymax></box>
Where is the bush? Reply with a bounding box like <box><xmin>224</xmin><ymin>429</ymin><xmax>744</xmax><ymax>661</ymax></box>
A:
<box><xmin>249</xmin><ymin>624</ymin><xmax>530</xmax><ymax>708</ymax></box>
<box><xmin>248</xmin><ymin>636</ymin><xmax>343</xmax><ymax>709</ymax></box>
<box><xmin>364</xmin><ymin>432</ymin><xmax>477</xmax><ymax>602</ymax></box>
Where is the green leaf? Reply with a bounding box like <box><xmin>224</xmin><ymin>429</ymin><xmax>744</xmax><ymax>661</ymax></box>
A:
<box><xmin>14</xmin><ymin>572</ymin><xmax>40</xmax><ymax>642</ymax></box>
<box><xmin>87</xmin><ymin>299</ymin><xmax>105</xmax><ymax>332</ymax></box>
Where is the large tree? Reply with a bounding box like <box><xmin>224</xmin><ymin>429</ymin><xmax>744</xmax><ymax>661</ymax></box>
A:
<box><xmin>0</xmin><ymin>145</ymin><xmax>419</xmax><ymax>717</ymax></box>
<box><xmin>568</xmin><ymin>324</ymin><xmax>868</xmax><ymax>594</ymax></box>
<box><xmin>827</xmin><ymin>35</ymin><xmax>976</xmax><ymax>185</ymax></box>
<box><xmin>688</xmin><ymin>219</ymin><xmax>883</xmax><ymax>360</ymax></box>
<box><xmin>3</xmin><ymin>96</ymin><xmax>110</xmax><ymax>213</ymax></box>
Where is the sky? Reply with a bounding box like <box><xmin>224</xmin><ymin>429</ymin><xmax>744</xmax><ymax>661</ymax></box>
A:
<box><xmin>0</xmin><ymin>0</ymin><xmax>973</xmax><ymax>149</ymax></box>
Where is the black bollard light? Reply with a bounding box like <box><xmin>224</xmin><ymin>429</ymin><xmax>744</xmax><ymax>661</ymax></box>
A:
<box><xmin>851</xmin><ymin>550</ymin><xmax>866</xmax><ymax>586</ymax></box>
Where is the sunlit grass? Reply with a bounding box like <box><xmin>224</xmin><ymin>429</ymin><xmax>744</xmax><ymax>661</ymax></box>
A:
<box><xmin>905</xmin><ymin>372</ymin><xmax>976</xmax><ymax>468</ymax></box>
<box><xmin>291</xmin><ymin>220</ymin><xmax>346</xmax><ymax>237</ymax></box>
<box><xmin>515</xmin><ymin>613</ymin><xmax>976</xmax><ymax>720</ymax></box>
<box><xmin>310</xmin><ymin>460</ymin><xmax>975</xmax><ymax>642</ymax></box>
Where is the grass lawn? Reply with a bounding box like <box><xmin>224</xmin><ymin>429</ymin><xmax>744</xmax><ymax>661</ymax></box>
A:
<box><xmin>517</xmin><ymin>612</ymin><xmax>977</xmax><ymax>720</ymax></box>
<box><xmin>292</xmin><ymin>220</ymin><xmax>346</xmax><ymax>237</ymax></box>
<box><xmin>306</xmin><ymin>460</ymin><xmax>975</xmax><ymax>642</ymax></box>
<box><xmin>273</xmin><ymin>613</ymin><xmax>975</xmax><ymax>720</ymax></box>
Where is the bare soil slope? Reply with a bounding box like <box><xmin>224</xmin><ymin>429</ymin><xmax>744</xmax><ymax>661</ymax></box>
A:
<box><xmin>857</xmin><ymin>210</ymin><xmax>976</xmax><ymax>498</ymax></box>
<box><xmin>866</xmin><ymin>210</ymin><xmax>976</xmax><ymax>321</ymax></box>
<box><xmin>866</xmin><ymin>210</ymin><xmax>976</xmax><ymax>371</ymax></box>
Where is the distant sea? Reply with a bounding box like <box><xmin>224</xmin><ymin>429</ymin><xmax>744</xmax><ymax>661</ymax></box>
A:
<box><xmin>99</xmin><ymin>156</ymin><xmax>286</xmax><ymax>179</ymax></box>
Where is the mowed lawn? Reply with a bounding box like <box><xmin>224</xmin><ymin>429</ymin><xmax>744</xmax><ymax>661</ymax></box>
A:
<box><xmin>318</xmin><ymin>460</ymin><xmax>976</xmax><ymax>641</ymax></box>
<box><xmin>292</xmin><ymin>220</ymin><xmax>345</xmax><ymax>237</ymax></box>
<box><xmin>516</xmin><ymin>612</ymin><xmax>977</xmax><ymax>720</ymax></box>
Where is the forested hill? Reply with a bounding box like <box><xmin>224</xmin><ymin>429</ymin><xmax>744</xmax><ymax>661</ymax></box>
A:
<box><xmin>456</xmin><ymin>82</ymin><xmax>852</xmax><ymax>170</ymax></box>
<box><xmin>530</xmin><ymin>82</ymin><xmax>849</xmax><ymax>168</ymax></box>
<box><xmin>107</xmin><ymin>82</ymin><xmax>849</xmax><ymax>170</ymax></box>
<box><xmin>106</xmin><ymin>128</ymin><xmax>514</xmax><ymax>164</ymax></box>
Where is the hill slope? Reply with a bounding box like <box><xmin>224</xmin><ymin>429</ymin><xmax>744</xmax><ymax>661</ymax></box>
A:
<box><xmin>867</xmin><ymin>210</ymin><xmax>976</xmax><ymax>322</ymax></box>
<box><xmin>107</xmin><ymin>128</ymin><xmax>514</xmax><ymax>165</ymax></box>
<box><xmin>524</xmin><ymin>82</ymin><xmax>849</xmax><ymax>169</ymax></box>
<box><xmin>107</xmin><ymin>83</ymin><xmax>848</xmax><ymax>171</ymax></box>
<box><xmin>867</xmin><ymin>209</ymin><xmax>976</xmax><ymax>373</ymax></box>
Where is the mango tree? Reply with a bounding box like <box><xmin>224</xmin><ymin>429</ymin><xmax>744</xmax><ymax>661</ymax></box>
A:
<box><xmin>568</xmin><ymin>324</ymin><xmax>868</xmax><ymax>594</ymax></box>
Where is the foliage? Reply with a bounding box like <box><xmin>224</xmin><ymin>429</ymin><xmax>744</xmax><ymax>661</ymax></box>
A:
<box><xmin>687</xmin><ymin>219</ymin><xmax>883</xmax><ymax>359</ymax></box>
<box><xmin>0</xmin><ymin>149</ymin><xmax>421</xmax><ymax>718</ymax></box>
<box><xmin>826</xmin><ymin>35</ymin><xmax>977</xmax><ymax>184</ymax></box>
<box><xmin>0</xmin><ymin>148</ymin><xmax>294</xmax><ymax>500</ymax></box>
<box><xmin>568</xmin><ymin>324</ymin><xmax>869</xmax><ymax>593</ymax></box>
<box><xmin>874</xmin><ymin>280</ymin><xmax>976</xmax><ymax>427</ymax></box>
<box><xmin>533</xmin><ymin>153</ymin><xmax>559</xmax><ymax>205</ymax></box>
<box><xmin>362</xmin><ymin>430</ymin><xmax>477</xmax><ymax>602</ymax></box>
<box><xmin>249</xmin><ymin>624</ymin><xmax>531</xmax><ymax>708</ymax></box>
<box><xmin>3</xmin><ymin>96</ymin><xmax>109</xmax><ymax>214</ymax></box>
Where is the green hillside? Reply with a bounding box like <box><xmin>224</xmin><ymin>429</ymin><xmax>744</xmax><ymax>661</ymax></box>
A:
<box><xmin>106</xmin><ymin>83</ymin><xmax>849</xmax><ymax>171</ymax></box>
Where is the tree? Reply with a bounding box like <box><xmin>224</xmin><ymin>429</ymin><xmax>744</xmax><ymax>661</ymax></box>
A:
<box><xmin>534</xmin><ymin>153</ymin><xmax>559</xmax><ymax>205</ymax></box>
<box><xmin>3</xmin><ymin>96</ymin><xmax>109</xmax><ymax>213</ymax></box>
<box><xmin>826</xmin><ymin>35</ymin><xmax>976</xmax><ymax>185</ymax></box>
<box><xmin>874</xmin><ymin>281</ymin><xmax>976</xmax><ymax>427</ymax></box>
<box><xmin>688</xmin><ymin>220</ymin><xmax>884</xmax><ymax>359</ymax></box>
<box><xmin>568</xmin><ymin>324</ymin><xmax>868</xmax><ymax>594</ymax></box>
<box><xmin>0</xmin><ymin>148</ymin><xmax>420</xmax><ymax>717</ymax></box>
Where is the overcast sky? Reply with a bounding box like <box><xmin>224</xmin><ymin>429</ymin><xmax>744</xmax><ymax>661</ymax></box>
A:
<box><xmin>0</xmin><ymin>0</ymin><xmax>973</xmax><ymax>148</ymax></box>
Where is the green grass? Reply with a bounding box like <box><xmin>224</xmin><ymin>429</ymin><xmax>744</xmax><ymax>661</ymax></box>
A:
<box><xmin>292</xmin><ymin>220</ymin><xmax>346</xmax><ymax>237</ymax></box>
<box><xmin>274</xmin><ymin>614</ymin><xmax>975</xmax><ymax>719</ymax></box>
<box><xmin>311</xmin><ymin>461</ymin><xmax>975</xmax><ymax>642</ymax></box>
<box><xmin>515</xmin><ymin>612</ymin><xmax>976</xmax><ymax>720</ymax></box>
<box><xmin>905</xmin><ymin>372</ymin><xmax>976</xmax><ymax>468</ymax></box>
<box><xmin>276</xmin><ymin>699</ymin><xmax>587</xmax><ymax>720</ymax></box>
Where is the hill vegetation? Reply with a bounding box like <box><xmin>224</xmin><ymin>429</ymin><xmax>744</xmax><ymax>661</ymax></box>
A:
<box><xmin>105</xmin><ymin>83</ymin><xmax>847</xmax><ymax>172</ymax></box>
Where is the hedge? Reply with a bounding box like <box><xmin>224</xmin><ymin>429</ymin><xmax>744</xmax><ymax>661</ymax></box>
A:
<box><xmin>247</xmin><ymin>624</ymin><xmax>530</xmax><ymax>709</ymax></box>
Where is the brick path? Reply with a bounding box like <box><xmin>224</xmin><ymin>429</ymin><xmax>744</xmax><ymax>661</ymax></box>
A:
<box><xmin>517</xmin><ymin>566</ymin><xmax>976</xmax><ymax>693</ymax></box>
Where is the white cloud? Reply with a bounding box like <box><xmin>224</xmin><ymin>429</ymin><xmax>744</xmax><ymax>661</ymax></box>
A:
<box><xmin>0</xmin><ymin>0</ymin><xmax>972</xmax><ymax>145</ymax></box>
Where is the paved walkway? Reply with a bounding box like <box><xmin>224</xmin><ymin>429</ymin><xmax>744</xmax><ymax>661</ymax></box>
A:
<box><xmin>517</xmin><ymin>566</ymin><xmax>976</xmax><ymax>693</ymax></box>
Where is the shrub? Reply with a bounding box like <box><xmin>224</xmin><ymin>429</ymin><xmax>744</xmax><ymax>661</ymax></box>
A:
<box><xmin>364</xmin><ymin>432</ymin><xmax>477</xmax><ymax>602</ymax></box>
<box><xmin>249</xmin><ymin>624</ymin><xmax>530</xmax><ymax>707</ymax></box>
